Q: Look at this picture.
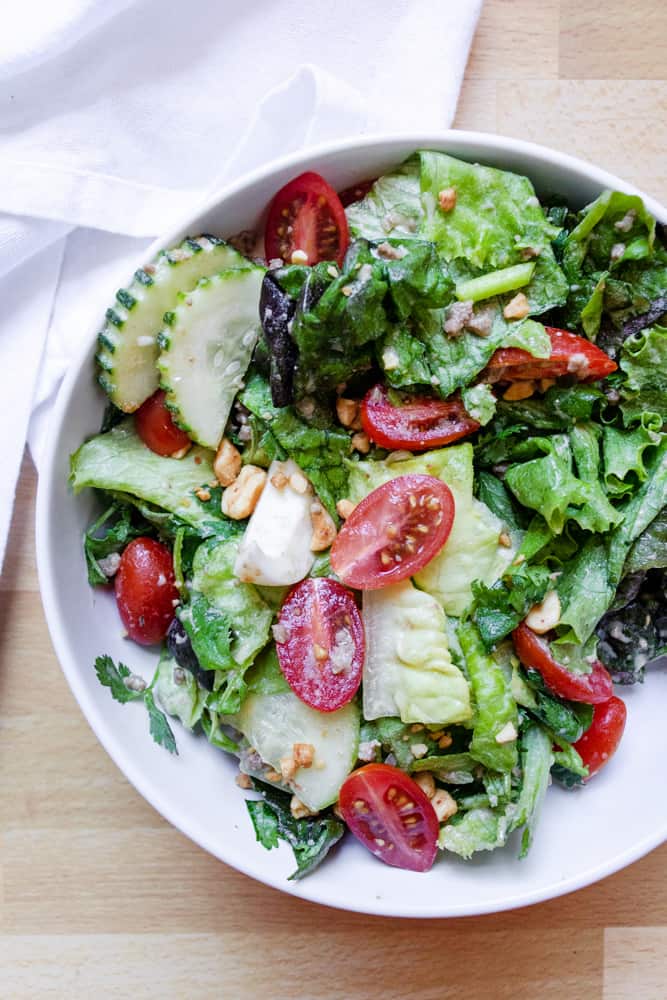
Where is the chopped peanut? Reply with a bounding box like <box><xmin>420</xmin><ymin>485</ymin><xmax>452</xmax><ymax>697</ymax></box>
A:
<box><xmin>499</xmin><ymin>531</ymin><xmax>512</xmax><ymax>548</ymax></box>
<box><xmin>495</xmin><ymin>721</ymin><xmax>519</xmax><ymax>745</ymax></box>
<box><xmin>293</xmin><ymin>743</ymin><xmax>315</xmax><ymax>769</ymax></box>
<box><xmin>336</xmin><ymin>499</ymin><xmax>356</xmax><ymax>519</ymax></box>
<box><xmin>438</xmin><ymin>187</ymin><xmax>457</xmax><ymax>212</ymax></box>
<box><xmin>351</xmin><ymin>431</ymin><xmax>371</xmax><ymax>454</ymax></box>
<box><xmin>265</xmin><ymin>769</ymin><xmax>282</xmax><ymax>783</ymax></box>
<box><xmin>213</xmin><ymin>437</ymin><xmax>242</xmax><ymax>486</ymax></box>
<box><xmin>431</xmin><ymin>789</ymin><xmax>458</xmax><ymax>823</ymax></box>
<box><xmin>221</xmin><ymin>465</ymin><xmax>267</xmax><ymax>519</ymax></box>
<box><xmin>414</xmin><ymin>772</ymin><xmax>436</xmax><ymax>799</ymax></box>
<box><xmin>525</xmin><ymin>589</ymin><xmax>561</xmax><ymax>634</ymax></box>
<box><xmin>437</xmin><ymin>733</ymin><xmax>453</xmax><ymax>750</ymax></box>
<box><xmin>290</xmin><ymin>796</ymin><xmax>318</xmax><ymax>819</ymax></box>
<box><xmin>280</xmin><ymin>755</ymin><xmax>297</xmax><ymax>782</ymax></box>
<box><xmin>503</xmin><ymin>380</ymin><xmax>535</xmax><ymax>401</ymax></box>
<box><xmin>503</xmin><ymin>292</ymin><xmax>530</xmax><ymax>321</ymax></box>
<box><xmin>270</xmin><ymin>471</ymin><xmax>288</xmax><ymax>490</ymax></box>
<box><xmin>289</xmin><ymin>470</ymin><xmax>310</xmax><ymax>495</ymax></box>
<box><xmin>310</xmin><ymin>501</ymin><xmax>337</xmax><ymax>552</ymax></box>
<box><xmin>169</xmin><ymin>444</ymin><xmax>191</xmax><ymax>459</ymax></box>
<box><xmin>194</xmin><ymin>487</ymin><xmax>211</xmax><ymax>502</ymax></box>
<box><xmin>336</xmin><ymin>397</ymin><xmax>361</xmax><ymax>429</ymax></box>
<box><xmin>236</xmin><ymin>771</ymin><xmax>252</xmax><ymax>790</ymax></box>
<box><xmin>539</xmin><ymin>378</ymin><xmax>556</xmax><ymax>393</ymax></box>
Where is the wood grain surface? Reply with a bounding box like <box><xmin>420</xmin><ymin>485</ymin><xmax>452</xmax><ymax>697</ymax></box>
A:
<box><xmin>2</xmin><ymin>2</ymin><xmax>666</xmax><ymax>996</ymax></box>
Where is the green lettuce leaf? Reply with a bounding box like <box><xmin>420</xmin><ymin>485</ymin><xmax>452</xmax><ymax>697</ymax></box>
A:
<box><xmin>346</xmin><ymin>155</ymin><xmax>423</xmax><ymax>240</ymax></box>
<box><xmin>246</xmin><ymin>783</ymin><xmax>344</xmax><ymax>881</ymax></box>
<box><xmin>501</xmin><ymin>319</ymin><xmax>552</xmax><ymax>358</ymax></box>
<box><xmin>556</xmin><ymin>537</ymin><xmax>614</xmax><ymax>644</ymax></box>
<box><xmin>512</xmin><ymin>722</ymin><xmax>554</xmax><ymax>858</ymax></box>
<box><xmin>179</xmin><ymin>537</ymin><xmax>273</xmax><ymax>715</ymax></box>
<box><xmin>70</xmin><ymin>421</ymin><xmax>225</xmax><ymax>536</ymax></box>
<box><xmin>240</xmin><ymin>373</ymin><xmax>351</xmax><ymax>517</ymax></box>
<box><xmin>607</xmin><ymin>438</ymin><xmax>667</xmax><ymax>585</ymax></box>
<box><xmin>624</xmin><ymin>507</ymin><xmax>667</xmax><ymax>576</ymax></box>
<box><xmin>461</xmin><ymin>383</ymin><xmax>498</xmax><ymax>426</ymax></box>
<box><xmin>458</xmin><ymin>621</ymin><xmax>519</xmax><ymax>773</ymax></box>
<box><xmin>619</xmin><ymin>325</ymin><xmax>667</xmax><ymax>425</ymax></box>
<box><xmin>439</xmin><ymin>806</ymin><xmax>512</xmax><ymax>858</ymax></box>
<box><xmin>471</xmin><ymin>563</ymin><xmax>551</xmax><ymax>650</ymax></box>
<box><xmin>603</xmin><ymin>422</ymin><xmax>665</xmax><ymax>497</ymax></box>
<box><xmin>361</xmin><ymin>579</ymin><xmax>472</xmax><ymax>725</ymax></box>
<box><xmin>154</xmin><ymin>649</ymin><xmax>203</xmax><ymax>730</ymax></box>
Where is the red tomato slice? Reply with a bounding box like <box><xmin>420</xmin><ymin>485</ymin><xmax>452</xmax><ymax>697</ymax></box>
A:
<box><xmin>361</xmin><ymin>384</ymin><xmax>481</xmax><ymax>451</ymax></box>
<box><xmin>338</xmin><ymin>178</ymin><xmax>375</xmax><ymax>207</ymax></box>
<box><xmin>512</xmin><ymin>623</ymin><xmax>614</xmax><ymax>704</ymax></box>
<box><xmin>486</xmin><ymin>327</ymin><xmax>617</xmax><ymax>382</ymax></box>
<box><xmin>115</xmin><ymin>538</ymin><xmax>179</xmax><ymax>645</ymax></box>
<box><xmin>264</xmin><ymin>171</ymin><xmax>350</xmax><ymax>267</ymax></box>
<box><xmin>275</xmin><ymin>578</ymin><xmax>364</xmax><ymax>712</ymax></box>
<box><xmin>330</xmin><ymin>474</ymin><xmax>455</xmax><ymax>590</ymax></box>
<box><xmin>135</xmin><ymin>390</ymin><xmax>191</xmax><ymax>457</ymax></box>
<box><xmin>573</xmin><ymin>696</ymin><xmax>627</xmax><ymax>779</ymax></box>
<box><xmin>339</xmin><ymin>764</ymin><xmax>439</xmax><ymax>872</ymax></box>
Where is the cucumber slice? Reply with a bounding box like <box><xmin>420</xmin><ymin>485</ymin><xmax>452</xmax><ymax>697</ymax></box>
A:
<box><xmin>157</xmin><ymin>266</ymin><xmax>265</xmax><ymax>449</ymax></box>
<box><xmin>96</xmin><ymin>236</ymin><xmax>249</xmax><ymax>412</ymax></box>
<box><xmin>231</xmin><ymin>691</ymin><xmax>360</xmax><ymax>811</ymax></box>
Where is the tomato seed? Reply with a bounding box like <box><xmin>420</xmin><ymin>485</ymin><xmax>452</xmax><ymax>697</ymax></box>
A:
<box><xmin>426</xmin><ymin>496</ymin><xmax>441</xmax><ymax>511</ymax></box>
<box><xmin>408</xmin><ymin>494</ymin><xmax>417</xmax><ymax>509</ymax></box>
<box><xmin>313</xmin><ymin>643</ymin><xmax>328</xmax><ymax>661</ymax></box>
<box><xmin>354</xmin><ymin>799</ymin><xmax>369</xmax><ymax>813</ymax></box>
<box><xmin>416</xmin><ymin>524</ymin><xmax>429</xmax><ymax>534</ymax></box>
<box><xmin>386</xmin><ymin>523</ymin><xmax>398</xmax><ymax>538</ymax></box>
<box><xmin>380</xmin><ymin>551</ymin><xmax>392</xmax><ymax>566</ymax></box>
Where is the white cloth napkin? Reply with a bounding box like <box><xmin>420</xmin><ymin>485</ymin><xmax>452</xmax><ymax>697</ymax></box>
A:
<box><xmin>0</xmin><ymin>0</ymin><xmax>483</xmax><ymax>568</ymax></box>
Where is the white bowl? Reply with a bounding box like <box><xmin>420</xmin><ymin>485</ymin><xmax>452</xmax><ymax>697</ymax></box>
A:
<box><xmin>37</xmin><ymin>131</ymin><xmax>667</xmax><ymax>917</ymax></box>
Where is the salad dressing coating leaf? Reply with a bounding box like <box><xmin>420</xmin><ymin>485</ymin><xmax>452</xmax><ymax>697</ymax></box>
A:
<box><xmin>70</xmin><ymin>420</ymin><xmax>225</xmax><ymax>535</ymax></box>
<box><xmin>457</xmin><ymin>621</ymin><xmax>519</xmax><ymax>774</ymax></box>
<box><xmin>362</xmin><ymin>579</ymin><xmax>472</xmax><ymax>726</ymax></box>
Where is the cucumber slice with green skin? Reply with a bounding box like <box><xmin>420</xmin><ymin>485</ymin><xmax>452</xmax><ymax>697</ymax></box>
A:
<box><xmin>157</xmin><ymin>266</ymin><xmax>265</xmax><ymax>449</ymax></box>
<box><xmin>229</xmin><ymin>691</ymin><xmax>360</xmax><ymax>811</ymax></box>
<box><xmin>96</xmin><ymin>236</ymin><xmax>250</xmax><ymax>413</ymax></box>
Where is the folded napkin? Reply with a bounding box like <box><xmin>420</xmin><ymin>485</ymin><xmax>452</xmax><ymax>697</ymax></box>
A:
<box><xmin>0</xmin><ymin>0</ymin><xmax>483</xmax><ymax>567</ymax></box>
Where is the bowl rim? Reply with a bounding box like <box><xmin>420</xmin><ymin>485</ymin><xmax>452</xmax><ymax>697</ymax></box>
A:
<box><xmin>36</xmin><ymin>129</ymin><xmax>667</xmax><ymax>918</ymax></box>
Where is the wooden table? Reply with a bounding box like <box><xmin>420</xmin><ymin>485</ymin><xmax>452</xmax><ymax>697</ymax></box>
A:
<box><xmin>2</xmin><ymin>2</ymin><xmax>666</xmax><ymax>996</ymax></box>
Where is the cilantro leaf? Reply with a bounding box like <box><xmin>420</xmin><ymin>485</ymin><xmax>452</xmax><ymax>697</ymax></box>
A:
<box><xmin>143</xmin><ymin>689</ymin><xmax>178</xmax><ymax>755</ymax></box>
<box><xmin>93</xmin><ymin>654</ymin><xmax>178</xmax><ymax>754</ymax></box>
<box><xmin>94</xmin><ymin>654</ymin><xmax>142</xmax><ymax>704</ymax></box>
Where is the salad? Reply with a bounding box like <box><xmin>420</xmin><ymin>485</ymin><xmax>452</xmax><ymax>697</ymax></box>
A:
<box><xmin>71</xmin><ymin>151</ymin><xmax>667</xmax><ymax>879</ymax></box>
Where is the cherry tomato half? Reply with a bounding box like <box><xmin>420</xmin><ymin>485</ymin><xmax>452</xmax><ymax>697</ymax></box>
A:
<box><xmin>339</xmin><ymin>764</ymin><xmax>439</xmax><ymax>872</ymax></box>
<box><xmin>275</xmin><ymin>578</ymin><xmax>364</xmax><ymax>712</ymax></box>
<box><xmin>361</xmin><ymin>384</ymin><xmax>480</xmax><ymax>451</ymax></box>
<box><xmin>330</xmin><ymin>474</ymin><xmax>455</xmax><ymax>590</ymax></box>
<box><xmin>264</xmin><ymin>171</ymin><xmax>350</xmax><ymax>267</ymax></box>
<box><xmin>512</xmin><ymin>623</ymin><xmax>614</xmax><ymax>704</ymax></box>
<box><xmin>486</xmin><ymin>327</ymin><xmax>617</xmax><ymax>382</ymax></box>
<box><xmin>135</xmin><ymin>390</ymin><xmax>191</xmax><ymax>457</ymax></box>
<box><xmin>573</xmin><ymin>696</ymin><xmax>627</xmax><ymax>779</ymax></box>
<box><xmin>115</xmin><ymin>538</ymin><xmax>179</xmax><ymax>645</ymax></box>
